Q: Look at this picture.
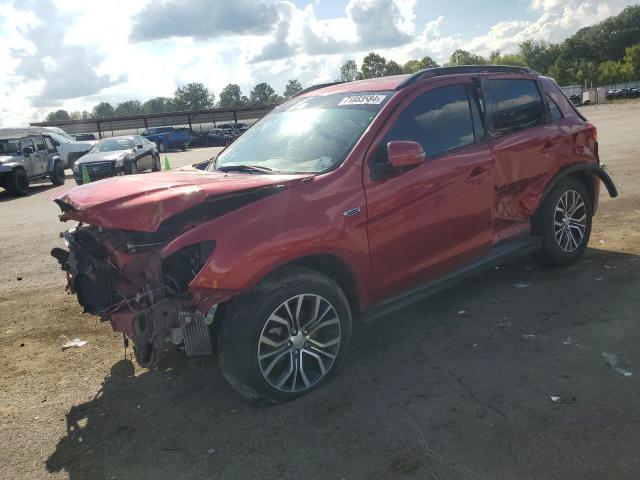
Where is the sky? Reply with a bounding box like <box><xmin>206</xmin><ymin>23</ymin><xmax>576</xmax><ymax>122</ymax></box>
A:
<box><xmin>0</xmin><ymin>0</ymin><xmax>633</xmax><ymax>126</ymax></box>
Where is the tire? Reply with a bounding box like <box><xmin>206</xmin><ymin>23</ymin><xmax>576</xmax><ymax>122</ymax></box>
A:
<box><xmin>152</xmin><ymin>154</ymin><xmax>161</xmax><ymax>172</ymax></box>
<box><xmin>50</xmin><ymin>161</ymin><xmax>65</xmax><ymax>186</ymax></box>
<box><xmin>158</xmin><ymin>142</ymin><xmax>166</xmax><ymax>153</ymax></box>
<box><xmin>538</xmin><ymin>177</ymin><xmax>592</xmax><ymax>266</ymax></box>
<box><xmin>181</xmin><ymin>143</ymin><xmax>187</xmax><ymax>152</ymax></box>
<box><xmin>127</xmin><ymin>160</ymin><xmax>138</xmax><ymax>175</ymax></box>
<box><xmin>217</xmin><ymin>266</ymin><xmax>352</xmax><ymax>405</ymax></box>
<box><xmin>5</xmin><ymin>168</ymin><xmax>29</xmax><ymax>196</ymax></box>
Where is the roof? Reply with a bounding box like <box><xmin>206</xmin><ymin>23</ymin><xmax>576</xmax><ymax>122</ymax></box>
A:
<box><xmin>300</xmin><ymin>65</ymin><xmax>538</xmax><ymax>97</ymax></box>
<box><xmin>298</xmin><ymin>75</ymin><xmax>410</xmax><ymax>97</ymax></box>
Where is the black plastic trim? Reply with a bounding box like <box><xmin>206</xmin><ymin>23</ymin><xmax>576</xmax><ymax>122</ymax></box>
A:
<box><xmin>362</xmin><ymin>236</ymin><xmax>541</xmax><ymax>322</ymax></box>
<box><xmin>543</xmin><ymin>163</ymin><xmax>618</xmax><ymax>199</ymax></box>
<box><xmin>397</xmin><ymin>65</ymin><xmax>538</xmax><ymax>90</ymax></box>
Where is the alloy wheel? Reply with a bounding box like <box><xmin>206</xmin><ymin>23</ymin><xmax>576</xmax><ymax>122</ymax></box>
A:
<box><xmin>554</xmin><ymin>189</ymin><xmax>587</xmax><ymax>253</ymax></box>
<box><xmin>257</xmin><ymin>294</ymin><xmax>341</xmax><ymax>393</ymax></box>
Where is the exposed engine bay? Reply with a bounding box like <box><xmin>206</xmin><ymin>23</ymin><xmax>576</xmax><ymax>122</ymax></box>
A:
<box><xmin>52</xmin><ymin>224</ymin><xmax>217</xmax><ymax>367</ymax></box>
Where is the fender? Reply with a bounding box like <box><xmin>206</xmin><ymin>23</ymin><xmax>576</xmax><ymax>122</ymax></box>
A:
<box><xmin>542</xmin><ymin>163</ymin><xmax>618</xmax><ymax>200</ymax></box>
<box><xmin>0</xmin><ymin>162</ymin><xmax>24</xmax><ymax>173</ymax></box>
<box><xmin>47</xmin><ymin>155</ymin><xmax>62</xmax><ymax>172</ymax></box>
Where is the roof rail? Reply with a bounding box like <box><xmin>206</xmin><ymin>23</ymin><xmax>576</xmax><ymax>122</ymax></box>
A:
<box><xmin>396</xmin><ymin>65</ymin><xmax>538</xmax><ymax>89</ymax></box>
<box><xmin>292</xmin><ymin>81</ymin><xmax>344</xmax><ymax>98</ymax></box>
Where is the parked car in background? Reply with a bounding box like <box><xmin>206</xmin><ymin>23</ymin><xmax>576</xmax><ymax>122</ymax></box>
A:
<box><xmin>218</xmin><ymin>122</ymin><xmax>249</xmax><ymax>133</ymax></box>
<box><xmin>46</xmin><ymin>132</ymin><xmax>97</xmax><ymax>169</ymax></box>
<box><xmin>206</xmin><ymin>128</ymin><xmax>232</xmax><ymax>146</ymax></box>
<box><xmin>73</xmin><ymin>133</ymin><xmax>98</xmax><ymax>141</ymax></box>
<box><xmin>73</xmin><ymin>135</ymin><xmax>159</xmax><ymax>184</ymax></box>
<box><xmin>187</xmin><ymin>130</ymin><xmax>210</xmax><ymax>148</ymax></box>
<box><xmin>52</xmin><ymin>66</ymin><xmax>617</xmax><ymax>404</ymax></box>
<box><xmin>568</xmin><ymin>94</ymin><xmax>582</xmax><ymax>106</ymax></box>
<box><xmin>141</xmin><ymin>126</ymin><xmax>191</xmax><ymax>152</ymax></box>
<box><xmin>0</xmin><ymin>131</ymin><xmax>65</xmax><ymax>195</ymax></box>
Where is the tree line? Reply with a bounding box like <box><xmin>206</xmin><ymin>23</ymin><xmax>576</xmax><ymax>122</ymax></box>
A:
<box><xmin>45</xmin><ymin>5</ymin><xmax>640</xmax><ymax>123</ymax></box>
<box><xmin>340</xmin><ymin>5</ymin><xmax>640</xmax><ymax>86</ymax></box>
<box><xmin>45</xmin><ymin>79</ymin><xmax>304</xmax><ymax>122</ymax></box>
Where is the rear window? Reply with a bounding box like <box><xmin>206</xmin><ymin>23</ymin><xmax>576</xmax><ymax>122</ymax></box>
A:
<box><xmin>486</xmin><ymin>79</ymin><xmax>544</xmax><ymax>136</ymax></box>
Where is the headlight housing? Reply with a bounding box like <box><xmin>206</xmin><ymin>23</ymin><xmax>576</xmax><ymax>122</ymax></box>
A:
<box><xmin>114</xmin><ymin>154</ymin><xmax>127</xmax><ymax>167</ymax></box>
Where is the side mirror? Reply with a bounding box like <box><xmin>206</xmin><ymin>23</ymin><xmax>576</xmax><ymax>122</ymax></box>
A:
<box><xmin>387</xmin><ymin>141</ymin><xmax>426</xmax><ymax>169</ymax></box>
<box><xmin>22</xmin><ymin>146</ymin><xmax>34</xmax><ymax>156</ymax></box>
<box><xmin>136</xmin><ymin>144</ymin><xmax>143</xmax><ymax>149</ymax></box>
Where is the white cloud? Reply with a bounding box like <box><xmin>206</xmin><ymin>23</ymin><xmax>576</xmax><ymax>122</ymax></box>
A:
<box><xmin>0</xmin><ymin>0</ymin><xmax>633</xmax><ymax>127</ymax></box>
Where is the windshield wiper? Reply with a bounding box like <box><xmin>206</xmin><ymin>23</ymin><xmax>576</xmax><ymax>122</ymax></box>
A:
<box><xmin>217</xmin><ymin>164</ymin><xmax>273</xmax><ymax>174</ymax></box>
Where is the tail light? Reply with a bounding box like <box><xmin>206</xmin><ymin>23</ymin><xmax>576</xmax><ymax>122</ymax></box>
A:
<box><xmin>586</xmin><ymin>122</ymin><xmax>598</xmax><ymax>142</ymax></box>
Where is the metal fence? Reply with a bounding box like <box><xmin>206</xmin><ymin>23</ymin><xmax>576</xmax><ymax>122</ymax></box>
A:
<box><xmin>560</xmin><ymin>81</ymin><xmax>640</xmax><ymax>105</ymax></box>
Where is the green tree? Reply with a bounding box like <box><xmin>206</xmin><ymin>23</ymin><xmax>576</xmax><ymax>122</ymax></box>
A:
<box><xmin>142</xmin><ymin>97</ymin><xmax>174</xmax><ymax>114</ymax></box>
<box><xmin>448</xmin><ymin>49</ymin><xmax>487</xmax><ymax>66</ymax></box>
<box><xmin>624</xmin><ymin>44</ymin><xmax>640</xmax><ymax>79</ymax></box>
<box><xmin>284</xmin><ymin>79</ymin><xmax>303</xmax><ymax>99</ymax></box>
<box><xmin>114</xmin><ymin>100</ymin><xmax>143</xmax><ymax>116</ymax></box>
<box><xmin>92</xmin><ymin>102</ymin><xmax>114</xmax><ymax>118</ymax></box>
<box><xmin>250</xmin><ymin>82</ymin><xmax>279</xmax><ymax>105</ymax></box>
<box><xmin>488</xmin><ymin>50</ymin><xmax>527</xmax><ymax>66</ymax></box>
<box><xmin>384</xmin><ymin>60</ymin><xmax>403</xmax><ymax>76</ymax></box>
<box><xmin>173</xmin><ymin>82</ymin><xmax>214</xmax><ymax>111</ymax></box>
<box><xmin>218</xmin><ymin>84</ymin><xmax>244</xmax><ymax>107</ymax></box>
<box><xmin>403</xmin><ymin>56</ymin><xmax>439</xmax><ymax>73</ymax></box>
<box><xmin>598</xmin><ymin>61</ymin><xmax>631</xmax><ymax>85</ymax></box>
<box><xmin>339</xmin><ymin>59</ymin><xmax>359</xmax><ymax>82</ymax></box>
<box><xmin>45</xmin><ymin>110</ymin><xmax>71</xmax><ymax>122</ymax></box>
<box><xmin>360</xmin><ymin>52</ymin><xmax>387</xmax><ymax>79</ymax></box>
<box><xmin>518</xmin><ymin>40</ymin><xmax>559</xmax><ymax>74</ymax></box>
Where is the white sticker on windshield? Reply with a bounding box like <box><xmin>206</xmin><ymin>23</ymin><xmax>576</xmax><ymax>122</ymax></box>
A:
<box><xmin>338</xmin><ymin>94</ymin><xmax>387</xmax><ymax>106</ymax></box>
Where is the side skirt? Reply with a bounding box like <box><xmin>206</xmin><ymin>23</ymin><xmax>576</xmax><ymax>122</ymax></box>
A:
<box><xmin>361</xmin><ymin>236</ymin><xmax>541</xmax><ymax>323</ymax></box>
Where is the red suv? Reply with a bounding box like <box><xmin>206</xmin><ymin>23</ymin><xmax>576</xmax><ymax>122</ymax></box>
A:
<box><xmin>52</xmin><ymin>66</ymin><xmax>617</xmax><ymax>404</ymax></box>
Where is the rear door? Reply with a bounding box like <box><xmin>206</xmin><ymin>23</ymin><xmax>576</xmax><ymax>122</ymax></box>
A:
<box><xmin>364</xmin><ymin>79</ymin><xmax>494</xmax><ymax>300</ymax></box>
<box><xmin>483</xmin><ymin>76</ymin><xmax>558</xmax><ymax>240</ymax></box>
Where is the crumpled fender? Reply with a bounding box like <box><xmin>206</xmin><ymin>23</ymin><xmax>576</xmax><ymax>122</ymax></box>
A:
<box><xmin>540</xmin><ymin>162</ymin><xmax>618</xmax><ymax>200</ymax></box>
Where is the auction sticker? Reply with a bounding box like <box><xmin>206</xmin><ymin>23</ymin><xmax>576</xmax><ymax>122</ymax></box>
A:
<box><xmin>338</xmin><ymin>94</ymin><xmax>387</xmax><ymax>105</ymax></box>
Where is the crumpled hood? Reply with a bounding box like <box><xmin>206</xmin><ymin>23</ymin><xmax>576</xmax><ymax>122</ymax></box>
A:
<box><xmin>55</xmin><ymin>170</ymin><xmax>307</xmax><ymax>232</ymax></box>
<box><xmin>76</xmin><ymin>150</ymin><xmax>126</xmax><ymax>164</ymax></box>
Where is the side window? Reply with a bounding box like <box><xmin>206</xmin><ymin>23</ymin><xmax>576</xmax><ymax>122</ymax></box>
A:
<box><xmin>21</xmin><ymin>138</ymin><xmax>35</xmax><ymax>153</ymax></box>
<box><xmin>547</xmin><ymin>94</ymin><xmax>563</xmax><ymax>122</ymax></box>
<box><xmin>381</xmin><ymin>84</ymin><xmax>476</xmax><ymax>160</ymax></box>
<box><xmin>44</xmin><ymin>137</ymin><xmax>56</xmax><ymax>152</ymax></box>
<box><xmin>33</xmin><ymin>137</ymin><xmax>46</xmax><ymax>151</ymax></box>
<box><xmin>486</xmin><ymin>79</ymin><xmax>544</xmax><ymax>136</ymax></box>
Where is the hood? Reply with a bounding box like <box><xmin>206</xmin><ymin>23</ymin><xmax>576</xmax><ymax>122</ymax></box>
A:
<box><xmin>66</xmin><ymin>140</ymin><xmax>97</xmax><ymax>152</ymax></box>
<box><xmin>76</xmin><ymin>150</ymin><xmax>128</xmax><ymax>164</ymax></box>
<box><xmin>55</xmin><ymin>169</ymin><xmax>307</xmax><ymax>232</ymax></box>
<box><xmin>0</xmin><ymin>155</ymin><xmax>20</xmax><ymax>164</ymax></box>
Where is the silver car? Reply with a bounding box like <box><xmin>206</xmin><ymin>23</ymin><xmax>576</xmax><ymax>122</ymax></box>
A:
<box><xmin>0</xmin><ymin>132</ymin><xmax>65</xmax><ymax>195</ymax></box>
<box><xmin>73</xmin><ymin>135</ymin><xmax>160</xmax><ymax>185</ymax></box>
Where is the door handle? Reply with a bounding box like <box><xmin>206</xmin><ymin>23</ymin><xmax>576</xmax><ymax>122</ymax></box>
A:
<box><xmin>466</xmin><ymin>166</ymin><xmax>489</xmax><ymax>183</ymax></box>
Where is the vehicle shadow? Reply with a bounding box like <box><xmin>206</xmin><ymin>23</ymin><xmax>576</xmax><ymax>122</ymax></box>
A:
<box><xmin>0</xmin><ymin>182</ymin><xmax>60</xmax><ymax>203</ymax></box>
<box><xmin>45</xmin><ymin>248</ymin><xmax>640</xmax><ymax>480</ymax></box>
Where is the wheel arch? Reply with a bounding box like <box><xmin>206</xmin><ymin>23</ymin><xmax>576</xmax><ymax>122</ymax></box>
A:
<box><xmin>260</xmin><ymin>253</ymin><xmax>362</xmax><ymax>314</ymax></box>
<box><xmin>532</xmin><ymin>163</ymin><xmax>617</xmax><ymax>235</ymax></box>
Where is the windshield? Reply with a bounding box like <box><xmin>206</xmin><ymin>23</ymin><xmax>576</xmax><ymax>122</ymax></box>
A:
<box><xmin>211</xmin><ymin>92</ymin><xmax>392</xmax><ymax>174</ymax></box>
<box><xmin>0</xmin><ymin>138</ymin><xmax>21</xmax><ymax>155</ymax></box>
<box><xmin>91</xmin><ymin>138</ymin><xmax>133</xmax><ymax>153</ymax></box>
<box><xmin>49</xmin><ymin>132</ymin><xmax>70</xmax><ymax>145</ymax></box>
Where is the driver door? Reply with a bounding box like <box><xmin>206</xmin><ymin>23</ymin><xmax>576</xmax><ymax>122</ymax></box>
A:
<box><xmin>364</xmin><ymin>80</ymin><xmax>494</xmax><ymax>300</ymax></box>
<box><xmin>20</xmin><ymin>138</ymin><xmax>37</xmax><ymax>178</ymax></box>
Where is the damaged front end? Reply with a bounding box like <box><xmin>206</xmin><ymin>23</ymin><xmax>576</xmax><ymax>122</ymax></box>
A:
<box><xmin>52</xmin><ymin>225</ymin><xmax>221</xmax><ymax>367</ymax></box>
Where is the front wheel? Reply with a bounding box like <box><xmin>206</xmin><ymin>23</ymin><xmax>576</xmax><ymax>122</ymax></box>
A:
<box><xmin>152</xmin><ymin>154</ymin><xmax>161</xmax><ymax>172</ymax></box>
<box><xmin>5</xmin><ymin>168</ymin><xmax>29</xmax><ymax>195</ymax></box>
<box><xmin>538</xmin><ymin>177</ymin><xmax>592</xmax><ymax>266</ymax></box>
<box><xmin>217</xmin><ymin>266</ymin><xmax>352</xmax><ymax>405</ymax></box>
<box><xmin>50</xmin><ymin>161</ymin><xmax>65</xmax><ymax>186</ymax></box>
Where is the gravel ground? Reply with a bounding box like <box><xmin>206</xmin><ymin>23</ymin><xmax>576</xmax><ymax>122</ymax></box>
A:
<box><xmin>0</xmin><ymin>106</ymin><xmax>638</xmax><ymax>480</ymax></box>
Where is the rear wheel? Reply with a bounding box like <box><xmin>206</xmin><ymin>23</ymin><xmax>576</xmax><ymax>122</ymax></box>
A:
<box><xmin>158</xmin><ymin>142</ymin><xmax>166</xmax><ymax>153</ymax></box>
<box><xmin>5</xmin><ymin>168</ymin><xmax>29</xmax><ymax>196</ymax></box>
<box><xmin>50</xmin><ymin>161</ymin><xmax>65</xmax><ymax>186</ymax></box>
<box><xmin>217</xmin><ymin>266</ymin><xmax>352</xmax><ymax>405</ymax></box>
<box><xmin>538</xmin><ymin>177</ymin><xmax>592</xmax><ymax>266</ymax></box>
<box><xmin>181</xmin><ymin>143</ymin><xmax>187</xmax><ymax>151</ymax></box>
